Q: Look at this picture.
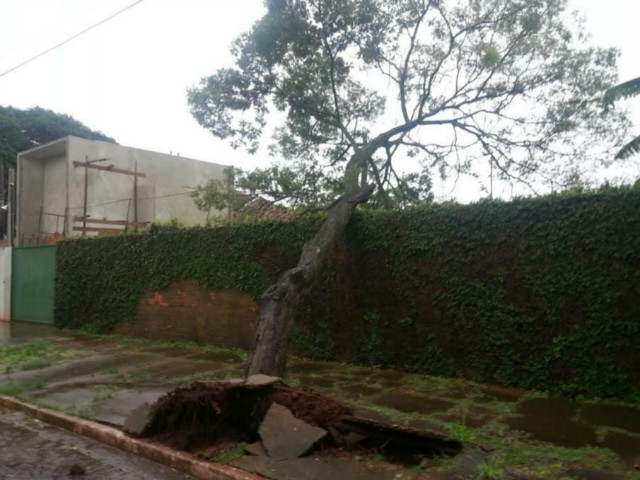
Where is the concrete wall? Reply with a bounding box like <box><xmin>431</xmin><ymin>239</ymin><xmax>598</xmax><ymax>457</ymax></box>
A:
<box><xmin>0</xmin><ymin>247</ymin><xmax>11</xmax><ymax>321</ymax></box>
<box><xmin>132</xmin><ymin>147</ymin><xmax>226</xmax><ymax>224</ymax></box>
<box><xmin>16</xmin><ymin>136</ymin><xmax>227</xmax><ymax>244</ymax></box>
<box><xmin>17</xmin><ymin>158</ymin><xmax>45</xmax><ymax>245</ymax></box>
<box><xmin>41</xmin><ymin>156</ymin><xmax>67</xmax><ymax>236</ymax></box>
<box><xmin>67</xmin><ymin>137</ymin><xmax>226</xmax><ymax>235</ymax></box>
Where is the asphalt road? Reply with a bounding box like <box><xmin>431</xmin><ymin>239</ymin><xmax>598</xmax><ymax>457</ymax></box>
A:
<box><xmin>0</xmin><ymin>409</ymin><xmax>193</xmax><ymax>480</ymax></box>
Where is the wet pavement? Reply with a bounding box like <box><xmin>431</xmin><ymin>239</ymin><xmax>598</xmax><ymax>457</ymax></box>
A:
<box><xmin>1</xmin><ymin>321</ymin><xmax>639</xmax><ymax>479</ymax></box>
<box><xmin>0</xmin><ymin>409</ymin><xmax>191</xmax><ymax>479</ymax></box>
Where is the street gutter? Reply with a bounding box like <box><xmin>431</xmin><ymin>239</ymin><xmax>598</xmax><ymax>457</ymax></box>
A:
<box><xmin>0</xmin><ymin>395</ymin><xmax>261</xmax><ymax>480</ymax></box>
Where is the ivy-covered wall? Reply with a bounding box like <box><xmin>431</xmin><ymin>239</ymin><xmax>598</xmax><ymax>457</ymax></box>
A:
<box><xmin>55</xmin><ymin>188</ymin><xmax>640</xmax><ymax>401</ymax></box>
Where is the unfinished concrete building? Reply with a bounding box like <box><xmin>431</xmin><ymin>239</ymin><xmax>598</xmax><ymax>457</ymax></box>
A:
<box><xmin>15</xmin><ymin>136</ymin><xmax>226</xmax><ymax>246</ymax></box>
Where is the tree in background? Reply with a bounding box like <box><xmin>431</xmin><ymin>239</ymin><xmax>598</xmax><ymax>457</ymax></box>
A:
<box><xmin>0</xmin><ymin>105</ymin><xmax>115</xmax><ymax>168</ymax></box>
<box><xmin>188</xmin><ymin>0</ymin><xmax>629</xmax><ymax>376</ymax></box>
<box><xmin>605</xmin><ymin>77</ymin><xmax>640</xmax><ymax>160</ymax></box>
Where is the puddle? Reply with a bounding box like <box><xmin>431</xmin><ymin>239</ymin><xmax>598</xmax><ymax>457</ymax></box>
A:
<box><xmin>515</xmin><ymin>397</ymin><xmax>579</xmax><ymax>417</ymax></box>
<box><xmin>0</xmin><ymin>321</ymin><xmax>58</xmax><ymax>346</ymax></box>
<box><xmin>505</xmin><ymin>415</ymin><xmax>597</xmax><ymax>448</ymax></box>
<box><xmin>340</xmin><ymin>384</ymin><xmax>384</xmax><ymax>397</ymax></box>
<box><xmin>601</xmin><ymin>431</ymin><xmax>640</xmax><ymax>457</ymax></box>
<box><xmin>372</xmin><ymin>392</ymin><xmax>454</xmax><ymax>415</ymax></box>
<box><xmin>477</xmin><ymin>384</ymin><xmax>525</xmax><ymax>402</ymax></box>
<box><xmin>580</xmin><ymin>404</ymin><xmax>640</xmax><ymax>434</ymax></box>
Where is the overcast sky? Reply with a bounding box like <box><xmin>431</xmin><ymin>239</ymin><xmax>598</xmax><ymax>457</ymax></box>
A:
<box><xmin>0</xmin><ymin>0</ymin><xmax>638</xmax><ymax>200</ymax></box>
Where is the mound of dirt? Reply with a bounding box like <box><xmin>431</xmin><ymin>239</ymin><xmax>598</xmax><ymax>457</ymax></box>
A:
<box><xmin>137</xmin><ymin>377</ymin><xmax>462</xmax><ymax>462</ymax></box>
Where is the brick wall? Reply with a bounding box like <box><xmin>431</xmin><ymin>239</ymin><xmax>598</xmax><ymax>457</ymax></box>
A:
<box><xmin>115</xmin><ymin>280</ymin><xmax>257</xmax><ymax>349</ymax></box>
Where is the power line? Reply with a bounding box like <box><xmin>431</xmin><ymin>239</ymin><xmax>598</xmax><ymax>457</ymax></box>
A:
<box><xmin>68</xmin><ymin>190</ymin><xmax>193</xmax><ymax>211</ymax></box>
<box><xmin>0</xmin><ymin>0</ymin><xmax>145</xmax><ymax>79</ymax></box>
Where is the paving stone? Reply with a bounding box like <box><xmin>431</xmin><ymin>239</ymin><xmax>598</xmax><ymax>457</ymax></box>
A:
<box><xmin>94</xmin><ymin>389</ymin><xmax>167</xmax><ymax>426</ymax></box>
<box><xmin>564</xmin><ymin>467</ymin><xmax>626</xmax><ymax>479</ymax></box>
<box><xmin>258</xmin><ymin>403</ymin><xmax>327</xmax><ymax>459</ymax></box>
<box><xmin>122</xmin><ymin>402</ymin><xmax>153</xmax><ymax>436</ymax></box>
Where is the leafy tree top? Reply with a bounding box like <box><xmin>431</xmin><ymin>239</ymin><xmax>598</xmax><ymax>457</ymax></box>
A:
<box><xmin>0</xmin><ymin>106</ymin><xmax>115</xmax><ymax>167</ymax></box>
<box><xmin>605</xmin><ymin>76</ymin><xmax>640</xmax><ymax>160</ymax></box>
<box><xmin>189</xmin><ymin>0</ymin><xmax>628</xmax><ymax>203</ymax></box>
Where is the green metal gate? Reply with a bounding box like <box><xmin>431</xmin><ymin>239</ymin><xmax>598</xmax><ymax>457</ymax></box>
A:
<box><xmin>11</xmin><ymin>246</ymin><xmax>56</xmax><ymax>324</ymax></box>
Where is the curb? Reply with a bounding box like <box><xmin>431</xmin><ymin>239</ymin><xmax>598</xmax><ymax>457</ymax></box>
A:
<box><xmin>0</xmin><ymin>395</ymin><xmax>261</xmax><ymax>480</ymax></box>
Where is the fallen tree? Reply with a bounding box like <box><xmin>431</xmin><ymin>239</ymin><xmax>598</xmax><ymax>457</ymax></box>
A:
<box><xmin>188</xmin><ymin>0</ymin><xmax>628</xmax><ymax>376</ymax></box>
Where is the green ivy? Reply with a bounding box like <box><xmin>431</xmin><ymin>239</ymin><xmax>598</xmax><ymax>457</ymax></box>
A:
<box><xmin>55</xmin><ymin>187</ymin><xmax>640</xmax><ymax>401</ymax></box>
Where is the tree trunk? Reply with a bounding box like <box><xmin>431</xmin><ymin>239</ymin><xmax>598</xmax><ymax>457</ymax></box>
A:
<box><xmin>245</xmin><ymin>182</ymin><xmax>375</xmax><ymax>377</ymax></box>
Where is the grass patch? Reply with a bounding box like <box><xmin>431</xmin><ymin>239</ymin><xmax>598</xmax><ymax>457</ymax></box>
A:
<box><xmin>0</xmin><ymin>341</ymin><xmax>51</xmax><ymax>373</ymax></box>
<box><xmin>20</xmin><ymin>358</ymin><xmax>52</xmax><ymax>371</ymax></box>
<box><xmin>95</xmin><ymin>333</ymin><xmax>248</xmax><ymax>359</ymax></box>
<box><xmin>0</xmin><ymin>340</ymin><xmax>79</xmax><ymax>373</ymax></box>
<box><xmin>212</xmin><ymin>445</ymin><xmax>245</xmax><ymax>464</ymax></box>
<box><xmin>0</xmin><ymin>382</ymin><xmax>25</xmax><ymax>396</ymax></box>
<box><xmin>445</xmin><ymin>422</ymin><xmax>476</xmax><ymax>443</ymax></box>
<box><xmin>92</xmin><ymin>384</ymin><xmax>118</xmax><ymax>402</ymax></box>
<box><xmin>477</xmin><ymin>455</ymin><xmax>506</xmax><ymax>480</ymax></box>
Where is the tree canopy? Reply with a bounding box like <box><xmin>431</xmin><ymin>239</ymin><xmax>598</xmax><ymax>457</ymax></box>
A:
<box><xmin>189</xmin><ymin>0</ymin><xmax>627</xmax><ymax>202</ymax></box>
<box><xmin>0</xmin><ymin>106</ymin><xmax>115</xmax><ymax>167</ymax></box>
<box><xmin>187</xmin><ymin>0</ymin><xmax>630</xmax><ymax>375</ymax></box>
<box><xmin>605</xmin><ymin>76</ymin><xmax>640</xmax><ymax>160</ymax></box>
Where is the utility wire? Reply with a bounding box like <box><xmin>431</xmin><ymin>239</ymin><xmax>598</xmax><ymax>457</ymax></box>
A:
<box><xmin>68</xmin><ymin>190</ymin><xmax>193</xmax><ymax>211</ymax></box>
<box><xmin>0</xmin><ymin>0</ymin><xmax>144</xmax><ymax>79</ymax></box>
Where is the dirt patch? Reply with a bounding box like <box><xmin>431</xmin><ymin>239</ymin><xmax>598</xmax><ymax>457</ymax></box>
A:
<box><xmin>140</xmin><ymin>380</ymin><xmax>462</xmax><ymax>463</ymax></box>
<box><xmin>143</xmin><ymin>380</ymin><xmax>352</xmax><ymax>451</ymax></box>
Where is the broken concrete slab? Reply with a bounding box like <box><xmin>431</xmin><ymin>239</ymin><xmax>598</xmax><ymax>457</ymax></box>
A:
<box><xmin>94</xmin><ymin>389</ymin><xmax>168</xmax><ymax>427</ymax></box>
<box><xmin>123</xmin><ymin>402</ymin><xmax>153</xmax><ymax>436</ymax></box>
<box><xmin>245</xmin><ymin>374</ymin><xmax>279</xmax><ymax>387</ymax></box>
<box><xmin>244</xmin><ymin>441</ymin><xmax>268</xmax><ymax>457</ymax></box>
<box><xmin>258</xmin><ymin>403</ymin><xmax>327</xmax><ymax>459</ymax></box>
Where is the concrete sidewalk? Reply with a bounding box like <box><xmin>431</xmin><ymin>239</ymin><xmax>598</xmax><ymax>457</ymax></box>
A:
<box><xmin>0</xmin><ymin>324</ymin><xmax>638</xmax><ymax>479</ymax></box>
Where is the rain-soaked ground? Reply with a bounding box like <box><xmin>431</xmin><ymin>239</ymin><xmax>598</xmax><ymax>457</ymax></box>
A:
<box><xmin>0</xmin><ymin>320</ymin><xmax>638</xmax><ymax>479</ymax></box>
<box><xmin>0</xmin><ymin>409</ymin><xmax>192</xmax><ymax>479</ymax></box>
